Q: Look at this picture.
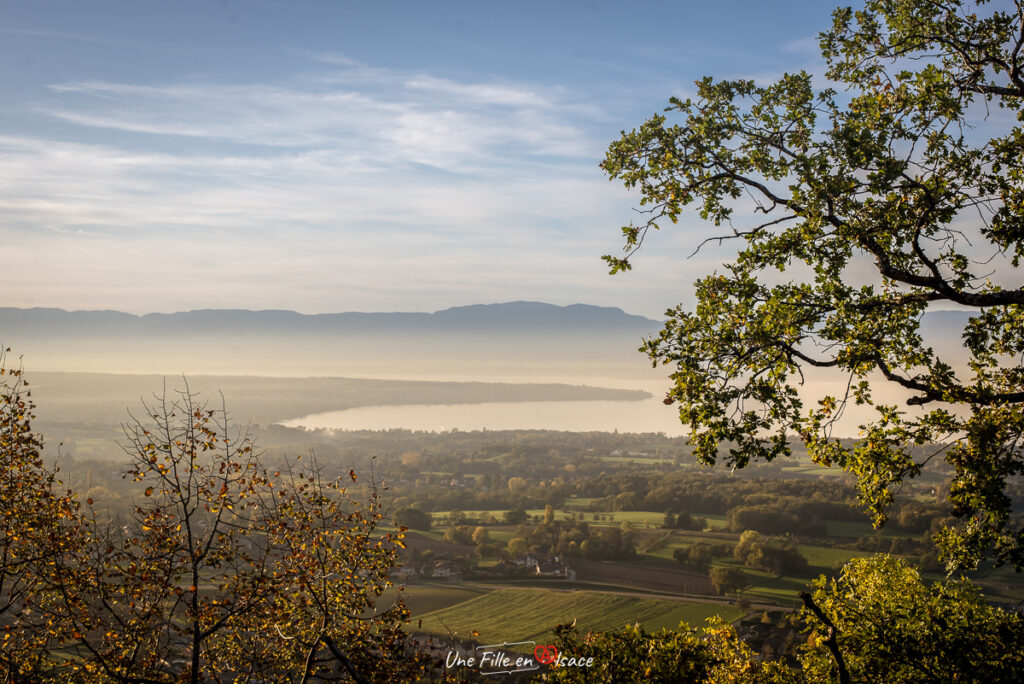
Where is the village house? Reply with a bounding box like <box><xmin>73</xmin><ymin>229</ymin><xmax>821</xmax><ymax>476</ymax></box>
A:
<box><xmin>430</xmin><ymin>560</ymin><xmax>463</xmax><ymax>581</ymax></box>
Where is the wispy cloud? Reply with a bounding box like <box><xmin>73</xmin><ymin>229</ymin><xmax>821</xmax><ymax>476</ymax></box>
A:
<box><xmin>404</xmin><ymin>76</ymin><xmax>554</xmax><ymax>108</ymax></box>
<box><xmin>0</xmin><ymin>25</ymin><xmax>124</xmax><ymax>47</ymax></box>
<box><xmin>41</xmin><ymin>67</ymin><xmax>596</xmax><ymax>169</ymax></box>
<box><xmin>43</xmin><ymin>81</ymin><xmax>401</xmax><ymax>149</ymax></box>
<box><xmin>779</xmin><ymin>35</ymin><xmax>822</xmax><ymax>55</ymax></box>
<box><xmin>290</xmin><ymin>49</ymin><xmax>367</xmax><ymax>68</ymax></box>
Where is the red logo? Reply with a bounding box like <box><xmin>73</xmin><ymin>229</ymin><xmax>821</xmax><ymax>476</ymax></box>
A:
<box><xmin>534</xmin><ymin>644</ymin><xmax>559</xmax><ymax>665</ymax></box>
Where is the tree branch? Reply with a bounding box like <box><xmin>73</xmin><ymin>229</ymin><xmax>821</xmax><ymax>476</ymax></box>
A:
<box><xmin>800</xmin><ymin>591</ymin><xmax>851</xmax><ymax>684</ymax></box>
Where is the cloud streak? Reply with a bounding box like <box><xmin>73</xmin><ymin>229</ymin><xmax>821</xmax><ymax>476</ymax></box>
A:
<box><xmin>41</xmin><ymin>66</ymin><xmax>597</xmax><ymax>168</ymax></box>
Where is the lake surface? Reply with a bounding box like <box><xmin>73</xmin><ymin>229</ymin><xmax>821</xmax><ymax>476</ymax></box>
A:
<box><xmin>277</xmin><ymin>370</ymin><xmax>885</xmax><ymax>437</ymax></box>
<box><xmin>280</xmin><ymin>396</ymin><xmax>685</xmax><ymax>434</ymax></box>
<box><xmin>280</xmin><ymin>375</ymin><xmax>686</xmax><ymax>434</ymax></box>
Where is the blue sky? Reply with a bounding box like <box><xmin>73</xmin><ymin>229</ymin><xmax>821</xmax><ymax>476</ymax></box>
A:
<box><xmin>1</xmin><ymin>0</ymin><xmax>835</xmax><ymax>317</ymax></box>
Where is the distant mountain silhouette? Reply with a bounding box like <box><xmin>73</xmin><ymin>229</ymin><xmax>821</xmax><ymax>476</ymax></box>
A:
<box><xmin>0</xmin><ymin>302</ymin><xmax>666</xmax><ymax>376</ymax></box>
<box><xmin>0</xmin><ymin>301</ymin><xmax>660</xmax><ymax>336</ymax></box>
<box><xmin>0</xmin><ymin>303</ymin><xmax>972</xmax><ymax>378</ymax></box>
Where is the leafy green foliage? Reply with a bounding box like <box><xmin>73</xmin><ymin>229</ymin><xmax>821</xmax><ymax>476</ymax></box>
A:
<box><xmin>394</xmin><ymin>506</ymin><xmax>432</xmax><ymax>531</ymax></box>
<box><xmin>672</xmin><ymin>509</ymin><xmax>708</xmax><ymax>531</ymax></box>
<box><xmin>543</xmin><ymin>619</ymin><xmax>788</xmax><ymax>683</ymax></box>
<box><xmin>709</xmin><ymin>566</ymin><xmax>750</xmax><ymax>596</ymax></box>
<box><xmin>602</xmin><ymin>0</ymin><xmax>1024</xmax><ymax>569</ymax></box>
<box><xmin>727</xmin><ymin>505</ymin><xmax>826</xmax><ymax>537</ymax></box>
<box><xmin>673</xmin><ymin>542</ymin><xmax>712</xmax><ymax>573</ymax></box>
<box><xmin>503</xmin><ymin>508</ymin><xmax>529</xmax><ymax>525</ymax></box>
<box><xmin>733</xmin><ymin>530</ymin><xmax>809</xmax><ymax>577</ymax></box>
<box><xmin>799</xmin><ymin>555</ymin><xmax>1024</xmax><ymax>682</ymax></box>
<box><xmin>518</xmin><ymin>514</ymin><xmax>638</xmax><ymax>560</ymax></box>
<box><xmin>444</xmin><ymin>524</ymin><xmax>474</xmax><ymax>545</ymax></box>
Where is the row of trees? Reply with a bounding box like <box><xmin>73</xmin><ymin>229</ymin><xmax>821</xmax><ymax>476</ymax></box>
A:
<box><xmin>733</xmin><ymin>531</ymin><xmax>810</xmax><ymax>578</ymax></box>
<box><xmin>506</xmin><ymin>507</ymin><xmax>638</xmax><ymax>561</ymax></box>
<box><xmin>0</xmin><ymin>351</ymin><xmax>418</xmax><ymax>682</ymax></box>
<box><xmin>661</xmin><ymin>509</ymin><xmax>708</xmax><ymax>531</ymax></box>
<box><xmin>673</xmin><ymin>533</ymin><xmax>808</xmax><ymax>582</ymax></box>
<box><xmin>726</xmin><ymin>505</ymin><xmax>828</xmax><ymax>538</ymax></box>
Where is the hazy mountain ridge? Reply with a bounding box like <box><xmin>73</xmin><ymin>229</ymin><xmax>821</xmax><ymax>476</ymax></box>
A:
<box><xmin>0</xmin><ymin>302</ymin><xmax>665</xmax><ymax>376</ymax></box>
<box><xmin>0</xmin><ymin>301</ymin><xmax>659</xmax><ymax>335</ymax></box>
<box><xmin>0</xmin><ymin>303</ymin><xmax>972</xmax><ymax>379</ymax></box>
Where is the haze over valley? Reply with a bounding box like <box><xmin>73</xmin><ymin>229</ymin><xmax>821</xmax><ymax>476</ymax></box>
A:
<box><xmin>3</xmin><ymin>301</ymin><xmax>976</xmax><ymax>444</ymax></box>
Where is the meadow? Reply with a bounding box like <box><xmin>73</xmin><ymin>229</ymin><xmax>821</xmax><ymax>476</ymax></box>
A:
<box><xmin>409</xmin><ymin>586</ymin><xmax>742</xmax><ymax>644</ymax></box>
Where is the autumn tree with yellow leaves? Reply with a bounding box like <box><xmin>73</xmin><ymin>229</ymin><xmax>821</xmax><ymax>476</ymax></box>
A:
<box><xmin>1</xmin><ymin>355</ymin><xmax>418</xmax><ymax>682</ymax></box>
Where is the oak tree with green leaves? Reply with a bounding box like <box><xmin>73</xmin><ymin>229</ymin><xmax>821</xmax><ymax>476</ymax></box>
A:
<box><xmin>708</xmin><ymin>566</ymin><xmax>750</xmax><ymax>597</ymax></box>
<box><xmin>603</xmin><ymin>0</ymin><xmax>1024</xmax><ymax>569</ymax></box>
<box><xmin>799</xmin><ymin>555</ymin><xmax>1024</xmax><ymax>683</ymax></box>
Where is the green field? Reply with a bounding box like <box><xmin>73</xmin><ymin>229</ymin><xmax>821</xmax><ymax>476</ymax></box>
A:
<box><xmin>824</xmin><ymin>520</ymin><xmax>901</xmax><ymax>539</ymax></box>
<box><xmin>968</xmin><ymin>565</ymin><xmax>1024</xmax><ymax>603</ymax></box>
<box><xmin>599</xmin><ymin>455</ymin><xmax>674</xmax><ymax>464</ymax></box>
<box><xmin>796</xmin><ymin>543</ymin><xmax>876</xmax><ymax>571</ymax></box>
<box><xmin>414</xmin><ymin>587</ymin><xmax>742</xmax><ymax>643</ymax></box>
<box><xmin>587</xmin><ymin>510</ymin><xmax>664</xmax><ymax>526</ymax></box>
<box><xmin>430</xmin><ymin>509</ymin><xmax>549</xmax><ymax>522</ymax></box>
<box><xmin>398</xmin><ymin>583</ymin><xmax>496</xmax><ymax>617</ymax></box>
<box><xmin>563</xmin><ymin>496</ymin><xmax>598</xmax><ymax>509</ymax></box>
<box><xmin>641</xmin><ymin>529</ymin><xmax>737</xmax><ymax>560</ymax></box>
<box><xmin>430</xmin><ymin>508</ymin><xmax>734</xmax><ymax>532</ymax></box>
